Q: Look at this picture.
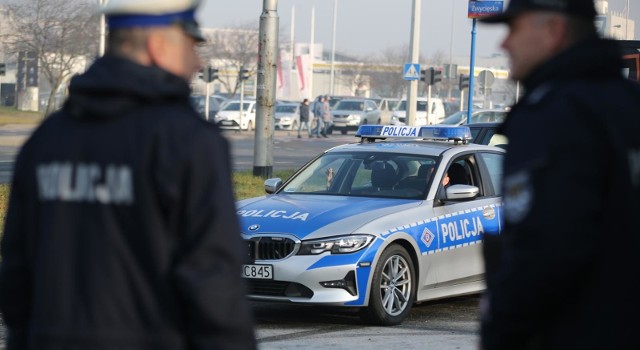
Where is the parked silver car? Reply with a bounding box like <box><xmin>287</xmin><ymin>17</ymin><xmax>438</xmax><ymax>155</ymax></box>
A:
<box><xmin>274</xmin><ymin>102</ymin><xmax>300</xmax><ymax>130</ymax></box>
<box><xmin>331</xmin><ymin>99</ymin><xmax>381</xmax><ymax>135</ymax></box>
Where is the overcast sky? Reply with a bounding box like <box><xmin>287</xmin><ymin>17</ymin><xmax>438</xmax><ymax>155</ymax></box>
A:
<box><xmin>198</xmin><ymin>0</ymin><xmax>639</xmax><ymax>60</ymax></box>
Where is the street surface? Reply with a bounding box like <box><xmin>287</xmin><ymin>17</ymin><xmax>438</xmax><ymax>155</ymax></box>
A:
<box><xmin>0</xmin><ymin>125</ymin><xmax>482</xmax><ymax>349</ymax></box>
<box><xmin>0</xmin><ymin>125</ymin><xmax>355</xmax><ymax>183</ymax></box>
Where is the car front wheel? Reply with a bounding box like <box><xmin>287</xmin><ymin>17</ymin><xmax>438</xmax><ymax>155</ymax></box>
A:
<box><xmin>361</xmin><ymin>244</ymin><xmax>415</xmax><ymax>326</ymax></box>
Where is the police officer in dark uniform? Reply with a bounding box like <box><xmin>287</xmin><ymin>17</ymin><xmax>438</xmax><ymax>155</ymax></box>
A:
<box><xmin>0</xmin><ymin>0</ymin><xmax>256</xmax><ymax>349</ymax></box>
<box><xmin>479</xmin><ymin>0</ymin><xmax>640</xmax><ymax>349</ymax></box>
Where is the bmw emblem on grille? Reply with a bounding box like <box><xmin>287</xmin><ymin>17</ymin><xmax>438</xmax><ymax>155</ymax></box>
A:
<box><xmin>248</xmin><ymin>224</ymin><xmax>260</xmax><ymax>231</ymax></box>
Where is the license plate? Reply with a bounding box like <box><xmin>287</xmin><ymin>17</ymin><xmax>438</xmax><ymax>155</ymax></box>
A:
<box><xmin>221</xmin><ymin>120</ymin><xmax>234</xmax><ymax>125</ymax></box>
<box><xmin>242</xmin><ymin>264</ymin><xmax>273</xmax><ymax>279</ymax></box>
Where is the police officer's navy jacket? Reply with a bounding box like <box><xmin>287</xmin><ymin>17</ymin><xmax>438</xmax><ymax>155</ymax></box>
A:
<box><xmin>0</xmin><ymin>56</ymin><xmax>256</xmax><ymax>350</ymax></box>
<box><xmin>482</xmin><ymin>37</ymin><xmax>640</xmax><ymax>350</ymax></box>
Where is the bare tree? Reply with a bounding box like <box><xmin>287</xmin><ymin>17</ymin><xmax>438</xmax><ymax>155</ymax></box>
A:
<box><xmin>199</xmin><ymin>22</ymin><xmax>259</xmax><ymax>98</ymax></box>
<box><xmin>366</xmin><ymin>44</ymin><xmax>428</xmax><ymax>98</ymax></box>
<box><xmin>2</xmin><ymin>0</ymin><xmax>97</xmax><ymax>115</ymax></box>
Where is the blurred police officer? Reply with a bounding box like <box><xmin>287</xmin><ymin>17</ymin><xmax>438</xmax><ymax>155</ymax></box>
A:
<box><xmin>0</xmin><ymin>0</ymin><xmax>257</xmax><ymax>349</ymax></box>
<box><xmin>479</xmin><ymin>0</ymin><xmax>640</xmax><ymax>349</ymax></box>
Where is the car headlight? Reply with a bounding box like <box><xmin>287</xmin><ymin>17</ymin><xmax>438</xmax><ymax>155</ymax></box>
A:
<box><xmin>298</xmin><ymin>235</ymin><xmax>374</xmax><ymax>255</ymax></box>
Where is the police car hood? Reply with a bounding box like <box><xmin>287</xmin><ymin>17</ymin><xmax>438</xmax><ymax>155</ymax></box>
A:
<box><xmin>237</xmin><ymin>194</ymin><xmax>420</xmax><ymax>239</ymax></box>
<box><xmin>64</xmin><ymin>55</ymin><xmax>191</xmax><ymax>120</ymax></box>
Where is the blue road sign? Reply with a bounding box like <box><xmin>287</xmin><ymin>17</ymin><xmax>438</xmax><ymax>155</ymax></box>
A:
<box><xmin>468</xmin><ymin>0</ymin><xmax>504</xmax><ymax>18</ymax></box>
<box><xmin>403</xmin><ymin>63</ymin><xmax>421</xmax><ymax>81</ymax></box>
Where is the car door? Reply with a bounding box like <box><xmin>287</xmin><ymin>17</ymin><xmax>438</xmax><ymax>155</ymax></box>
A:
<box><xmin>363</xmin><ymin>100</ymin><xmax>380</xmax><ymax>124</ymax></box>
<box><xmin>430</xmin><ymin>152</ymin><xmax>503</xmax><ymax>288</ymax></box>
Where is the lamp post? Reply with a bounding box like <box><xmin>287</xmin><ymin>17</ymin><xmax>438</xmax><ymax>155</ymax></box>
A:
<box><xmin>329</xmin><ymin>0</ymin><xmax>337</xmax><ymax>95</ymax></box>
<box><xmin>625</xmin><ymin>0</ymin><xmax>630</xmax><ymax>40</ymax></box>
<box><xmin>99</xmin><ymin>0</ymin><xmax>107</xmax><ymax>57</ymax></box>
<box><xmin>406</xmin><ymin>0</ymin><xmax>421</xmax><ymax>126</ymax></box>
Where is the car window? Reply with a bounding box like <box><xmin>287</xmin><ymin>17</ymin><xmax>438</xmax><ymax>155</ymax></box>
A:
<box><xmin>488</xmin><ymin>133</ymin><xmax>508</xmax><ymax>147</ymax></box>
<box><xmin>397</xmin><ymin>100</ymin><xmax>428</xmax><ymax>112</ymax></box>
<box><xmin>281</xmin><ymin>152</ymin><xmax>438</xmax><ymax>199</ymax></box>
<box><xmin>436</xmin><ymin>155</ymin><xmax>481</xmax><ymax>205</ymax></box>
<box><xmin>477</xmin><ymin>152</ymin><xmax>504</xmax><ymax>195</ymax></box>
<box><xmin>276</xmin><ymin>105</ymin><xmax>297</xmax><ymax>113</ymax></box>
<box><xmin>365</xmin><ymin>101</ymin><xmax>377</xmax><ymax>110</ymax></box>
<box><xmin>335</xmin><ymin>101</ymin><xmax>365</xmax><ymax>111</ymax></box>
<box><xmin>441</xmin><ymin>111</ymin><xmax>466</xmax><ymax>125</ymax></box>
<box><xmin>222</xmin><ymin>102</ymin><xmax>240</xmax><ymax>111</ymax></box>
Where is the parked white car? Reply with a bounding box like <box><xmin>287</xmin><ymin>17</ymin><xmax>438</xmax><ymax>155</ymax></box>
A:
<box><xmin>214</xmin><ymin>100</ymin><xmax>256</xmax><ymax>131</ymax></box>
<box><xmin>391</xmin><ymin>98</ymin><xmax>446</xmax><ymax>126</ymax></box>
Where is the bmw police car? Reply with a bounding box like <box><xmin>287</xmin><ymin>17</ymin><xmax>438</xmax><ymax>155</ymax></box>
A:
<box><xmin>237</xmin><ymin>125</ymin><xmax>504</xmax><ymax>325</ymax></box>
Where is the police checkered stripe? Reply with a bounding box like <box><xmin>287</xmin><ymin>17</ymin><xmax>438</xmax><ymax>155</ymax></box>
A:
<box><xmin>381</xmin><ymin>218</ymin><xmax>433</xmax><ymax>238</ymax></box>
<box><xmin>425</xmin><ymin>240</ymin><xmax>481</xmax><ymax>255</ymax></box>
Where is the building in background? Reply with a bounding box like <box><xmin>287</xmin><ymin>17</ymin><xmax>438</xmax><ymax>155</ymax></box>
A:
<box><xmin>596</xmin><ymin>0</ymin><xmax>635</xmax><ymax>40</ymax></box>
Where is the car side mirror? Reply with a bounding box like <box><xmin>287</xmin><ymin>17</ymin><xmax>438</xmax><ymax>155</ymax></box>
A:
<box><xmin>445</xmin><ymin>184</ymin><xmax>479</xmax><ymax>201</ymax></box>
<box><xmin>264</xmin><ymin>178</ymin><xmax>283</xmax><ymax>194</ymax></box>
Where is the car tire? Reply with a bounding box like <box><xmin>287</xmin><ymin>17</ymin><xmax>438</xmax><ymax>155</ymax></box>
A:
<box><xmin>361</xmin><ymin>244</ymin><xmax>415</xmax><ymax>326</ymax></box>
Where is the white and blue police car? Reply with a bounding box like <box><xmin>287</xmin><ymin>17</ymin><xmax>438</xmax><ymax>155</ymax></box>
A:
<box><xmin>237</xmin><ymin>125</ymin><xmax>504</xmax><ymax>325</ymax></box>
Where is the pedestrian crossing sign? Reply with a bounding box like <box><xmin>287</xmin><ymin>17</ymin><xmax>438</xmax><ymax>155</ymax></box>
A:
<box><xmin>403</xmin><ymin>63</ymin><xmax>421</xmax><ymax>81</ymax></box>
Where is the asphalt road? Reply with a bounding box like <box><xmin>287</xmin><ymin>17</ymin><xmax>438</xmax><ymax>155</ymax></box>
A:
<box><xmin>252</xmin><ymin>296</ymin><xmax>481</xmax><ymax>350</ymax></box>
<box><xmin>0</xmin><ymin>126</ymin><xmax>356</xmax><ymax>183</ymax></box>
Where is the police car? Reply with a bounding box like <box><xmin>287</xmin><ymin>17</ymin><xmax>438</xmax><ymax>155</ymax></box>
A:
<box><xmin>237</xmin><ymin>125</ymin><xmax>504</xmax><ymax>325</ymax></box>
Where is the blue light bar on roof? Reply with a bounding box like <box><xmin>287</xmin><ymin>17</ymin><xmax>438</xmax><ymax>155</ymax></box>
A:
<box><xmin>419</xmin><ymin>125</ymin><xmax>472</xmax><ymax>141</ymax></box>
<box><xmin>356</xmin><ymin>125</ymin><xmax>472</xmax><ymax>143</ymax></box>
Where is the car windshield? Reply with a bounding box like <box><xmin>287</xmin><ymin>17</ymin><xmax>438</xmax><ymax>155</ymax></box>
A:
<box><xmin>276</xmin><ymin>105</ymin><xmax>297</xmax><ymax>113</ymax></box>
<box><xmin>396</xmin><ymin>101</ymin><xmax>428</xmax><ymax>112</ymax></box>
<box><xmin>440</xmin><ymin>111</ymin><xmax>467</xmax><ymax>125</ymax></box>
<box><xmin>334</xmin><ymin>101</ymin><xmax>365</xmax><ymax>111</ymax></box>
<box><xmin>222</xmin><ymin>102</ymin><xmax>251</xmax><ymax>111</ymax></box>
<box><xmin>441</xmin><ymin>111</ymin><xmax>507</xmax><ymax>125</ymax></box>
<box><xmin>281</xmin><ymin>152</ymin><xmax>438</xmax><ymax>199</ymax></box>
<box><xmin>388</xmin><ymin>100</ymin><xmax>401</xmax><ymax>110</ymax></box>
<box><xmin>189</xmin><ymin>96</ymin><xmax>204</xmax><ymax>108</ymax></box>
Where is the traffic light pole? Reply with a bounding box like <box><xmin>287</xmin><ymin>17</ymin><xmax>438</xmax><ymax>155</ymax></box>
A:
<box><xmin>205</xmin><ymin>81</ymin><xmax>211</xmax><ymax>121</ymax></box>
<box><xmin>466</xmin><ymin>18</ymin><xmax>478</xmax><ymax>124</ymax></box>
<box><xmin>426</xmin><ymin>84</ymin><xmax>432</xmax><ymax>125</ymax></box>
<box><xmin>254</xmin><ymin>0</ymin><xmax>278</xmax><ymax>178</ymax></box>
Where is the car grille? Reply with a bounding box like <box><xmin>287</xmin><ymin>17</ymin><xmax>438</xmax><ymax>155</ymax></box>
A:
<box><xmin>398</xmin><ymin>117</ymin><xmax>406</xmax><ymax>123</ymax></box>
<box><xmin>246</xmin><ymin>237</ymin><xmax>297</xmax><ymax>261</ymax></box>
<box><xmin>246</xmin><ymin>280</ymin><xmax>314</xmax><ymax>298</ymax></box>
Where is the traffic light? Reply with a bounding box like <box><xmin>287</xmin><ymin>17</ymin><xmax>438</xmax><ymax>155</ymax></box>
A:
<box><xmin>207</xmin><ymin>66</ymin><xmax>218</xmax><ymax>82</ymax></box>
<box><xmin>420</xmin><ymin>68</ymin><xmax>431</xmax><ymax>83</ymax></box>
<box><xmin>0</xmin><ymin>63</ymin><xmax>5</xmax><ymax>76</ymax></box>
<box><xmin>239</xmin><ymin>67</ymin><xmax>250</xmax><ymax>81</ymax></box>
<box><xmin>459</xmin><ymin>74</ymin><xmax>470</xmax><ymax>90</ymax></box>
<box><xmin>430</xmin><ymin>68</ymin><xmax>442</xmax><ymax>85</ymax></box>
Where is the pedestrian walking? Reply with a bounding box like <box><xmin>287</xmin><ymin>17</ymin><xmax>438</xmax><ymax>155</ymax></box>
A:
<box><xmin>298</xmin><ymin>98</ymin><xmax>311</xmax><ymax>138</ymax></box>
<box><xmin>313</xmin><ymin>95</ymin><xmax>325</xmax><ymax>138</ymax></box>
<box><xmin>479</xmin><ymin>0</ymin><xmax>640</xmax><ymax>349</ymax></box>
<box><xmin>0</xmin><ymin>0</ymin><xmax>257</xmax><ymax>349</ymax></box>
<box><xmin>322</xmin><ymin>95</ymin><xmax>332</xmax><ymax>137</ymax></box>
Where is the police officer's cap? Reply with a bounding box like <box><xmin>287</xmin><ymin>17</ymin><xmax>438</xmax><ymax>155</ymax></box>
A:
<box><xmin>480</xmin><ymin>0</ymin><xmax>597</xmax><ymax>24</ymax></box>
<box><xmin>100</xmin><ymin>0</ymin><xmax>205</xmax><ymax>42</ymax></box>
